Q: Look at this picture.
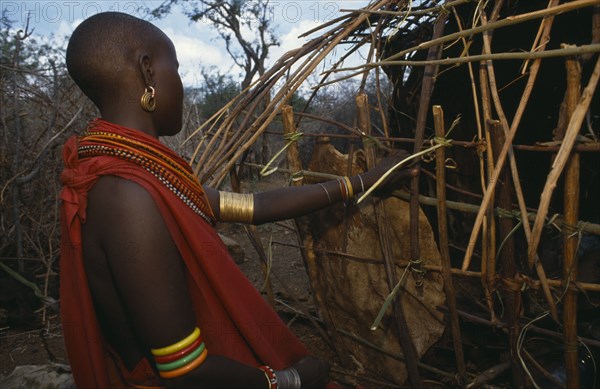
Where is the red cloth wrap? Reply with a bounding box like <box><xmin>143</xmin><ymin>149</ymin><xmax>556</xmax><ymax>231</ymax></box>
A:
<box><xmin>59</xmin><ymin>120</ymin><xmax>309</xmax><ymax>388</ymax></box>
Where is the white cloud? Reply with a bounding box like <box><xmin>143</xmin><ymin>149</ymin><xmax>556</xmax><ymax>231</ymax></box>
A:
<box><xmin>18</xmin><ymin>0</ymin><xmax>372</xmax><ymax>87</ymax></box>
<box><xmin>161</xmin><ymin>26</ymin><xmax>232</xmax><ymax>87</ymax></box>
<box><xmin>269</xmin><ymin>19</ymin><xmax>322</xmax><ymax>64</ymax></box>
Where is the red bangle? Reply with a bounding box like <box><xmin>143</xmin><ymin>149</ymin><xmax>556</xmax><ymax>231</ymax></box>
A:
<box><xmin>258</xmin><ymin>365</ymin><xmax>278</xmax><ymax>389</ymax></box>
<box><xmin>154</xmin><ymin>335</ymin><xmax>203</xmax><ymax>364</ymax></box>
<box><xmin>337</xmin><ymin>178</ymin><xmax>347</xmax><ymax>203</ymax></box>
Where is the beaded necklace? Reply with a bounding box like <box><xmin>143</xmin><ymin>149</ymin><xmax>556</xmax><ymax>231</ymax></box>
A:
<box><xmin>77</xmin><ymin>119</ymin><xmax>216</xmax><ymax>226</ymax></box>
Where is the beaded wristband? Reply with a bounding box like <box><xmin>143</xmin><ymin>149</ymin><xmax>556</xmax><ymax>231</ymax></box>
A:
<box><xmin>258</xmin><ymin>365</ymin><xmax>278</xmax><ymax>389</ymax></box>
<box><xmin>151</xmin><ymin>327</ymin><xmax>200</xmax><ymax>357</ymax></box>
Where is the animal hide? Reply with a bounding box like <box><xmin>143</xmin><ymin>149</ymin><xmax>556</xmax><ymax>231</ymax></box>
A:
<box><xmin>297</xmin><ymin>139</ymin><xmax>445</xmax><ymax>385</ymax></box>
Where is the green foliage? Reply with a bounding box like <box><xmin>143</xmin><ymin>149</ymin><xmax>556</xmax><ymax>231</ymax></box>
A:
<box><xmin>197</xmin><ymin>67</ymin><xmax>241</xmax><ymax>119</ymax></box>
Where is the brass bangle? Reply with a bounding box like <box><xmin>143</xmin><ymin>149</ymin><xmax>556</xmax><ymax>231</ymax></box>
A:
<box><xmin>343</xmin><ymin>176</ymin><xmax>354</xmax><ymax>198</ymax></box>
<box><xmin>219</xmin><ymin>191</ymin><xmax>254</xmax><ymax>224</ymax></box>
<box><xmin>318</xmin><ymin>183</ymin><xmax>332</xmax><ymax>205</ymax></box>
<box><xmin>357</xmin><ymin>175</ymin><xmax>365</xmax><ymax>193</ymax></box>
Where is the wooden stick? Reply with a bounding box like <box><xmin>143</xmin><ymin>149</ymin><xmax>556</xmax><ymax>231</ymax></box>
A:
<box><xmin>527</xmin><ymin>56</ymin><xmax>600</xmax><ymax>263</ymax></box>
<box><xmin>281</xmin><ymin>105</ymin><xmax>349</xmax><ymax>364</ymax></box>
<box><xmin>433</xmin><ymin>105</ymin><xmax>467</xmax><ymax>387</ymax></box>
<box><xmin>357</xmin><ymin>44</ymin><xmax>600</xmax><ymax>67</ymax></box>
<box><xmin>561</xmin><ymin>49</ymin><xmax>582</xmax><ymax>389</ymax></box>
<box><xmin>478</xmin><ymin>55</ymin><xmax>498</xmax><ymax>326</ymax></box>
<box><xmin>490</xmin><ymin>120</ymin><xmax>525</xmax><ymax>388</ymax></box>
<box><xmin>390</xmin><ymin>190</ymin><xmax>600</xmax><ymax>237</ymax></box>
<box><xmin>357</xmin><ymin>93</ymin><xmax>422</xmax><ymax>388</ymax></box>
<box><xmin>410</xmin><ymin>11</ymin><xmax>448</xmax><ymax>294</ymax></box>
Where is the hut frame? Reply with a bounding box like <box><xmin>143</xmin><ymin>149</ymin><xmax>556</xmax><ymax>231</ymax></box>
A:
<box><xmin>185</xmin><ymin>1</ymin><xmax>600</xmax><ymax>387</ymax></box>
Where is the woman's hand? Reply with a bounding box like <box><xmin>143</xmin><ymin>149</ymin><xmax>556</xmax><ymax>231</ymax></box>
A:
<box><xmin>360</xmin><ymin>149</ymin><xmax>417</xmax><ymax>195</ymax></box>
<box><xmin>289</xmin><ymin>355</ymin><xmax>329</xmax><ymax>388</ymax></box>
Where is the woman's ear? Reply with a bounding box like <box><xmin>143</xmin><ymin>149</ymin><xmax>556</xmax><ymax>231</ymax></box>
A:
<box><xmin>138</xmin><ymin>53</ymin><xmax>155</xmax><ymax>87</ymax></box>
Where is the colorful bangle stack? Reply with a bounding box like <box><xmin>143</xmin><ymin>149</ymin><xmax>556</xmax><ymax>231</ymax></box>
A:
<box><xmin>258</xmin><ymin>365</ymin><xmax>278</xmax><ymax>389</ymax></box>
<box><xmin>151</xmin><ymin>327</ymin><xmax>208</xmax><ymax>379</ymax></box>
<box><xmin>337</xmin><ymin>176</ymin><xmax>354</xmax><ymax>206</ymax></box>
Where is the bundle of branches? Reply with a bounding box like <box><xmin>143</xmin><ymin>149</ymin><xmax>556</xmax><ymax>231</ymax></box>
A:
<box><xmin>185</xmin><ymin>0</ymin><xmax>412</xmax><ymax>186</ymax></box>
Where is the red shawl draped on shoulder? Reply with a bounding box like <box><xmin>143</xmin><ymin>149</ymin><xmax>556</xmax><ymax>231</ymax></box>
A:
<box><xmin>60</xmin><ymin>119</ymin><xmax>309</xmax><ymax>388</ymax></box>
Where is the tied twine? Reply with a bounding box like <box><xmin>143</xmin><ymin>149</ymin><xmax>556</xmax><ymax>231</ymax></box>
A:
<box><xmin>410</xmin><ymin>257</ymin><xmax>426</xmax><ymax>287</ymax></box>
<box><xmin>358</xmin><ymin>114</ymin><xmax>459</xmax><ymax>204</ymax></box>
<box><xmin>288</xmin><ymin>171</ymin><xmax>304</xmax><ymax>184</ymax></box>
<box><xmin>260</xmin><ymin>131</ymin><xmax>303</xmax><ymax>176</ymax></box>
<box><xmin>361</xmin><ymin>132</ymin><xmax>392</xmax><ymax>152</ymax></box>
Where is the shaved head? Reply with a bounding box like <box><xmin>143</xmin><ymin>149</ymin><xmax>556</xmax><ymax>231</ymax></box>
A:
<box><xmin>66</xmin><ymin>12</ymin><xmax>167</xmax><ymax>107</ymax></box>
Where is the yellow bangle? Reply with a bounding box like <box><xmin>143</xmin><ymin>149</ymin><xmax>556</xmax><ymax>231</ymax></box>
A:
<box><xmin>159</xmin><ymin>348</ymin><xmax>208</xmax><ymax>379</ymax></box>
<box><xmin>343</xmin><ymin>176</ymin><xmax>354</xmax><ymax>198</ymax></box>
<box><xmin>219</xmin><ymin>191</ymin><xmax>254</xmax><ymax>224</ymax></box>
<box><xmin>151</xmin><ymin>327</ymin><xmax>200</xmax><ymax>357</ymax></box>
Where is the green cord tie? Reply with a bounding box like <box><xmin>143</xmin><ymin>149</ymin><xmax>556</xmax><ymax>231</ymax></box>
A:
<box><xmin>361</xmin><ymin>133</ymin><xmax>390</xmax><ymax>151</ymax></box>
<box><xmin>289</xmin><ymin>171</ymin><xmax>304</xmax><ymax>183</ymax></box>
<box><xmin>410</xmin><ymin>257</ymin><xmax>426</xmax><ymax>287</ymax></box>
<box><xmin>362</xmin><ymin>135</ymin><xmax>377</xmax><ymax>148</ymax></box>
<box><xmin>260</xmin><ymin>131</ymin><xmax>304</xmax><ymax>177</ymax></box>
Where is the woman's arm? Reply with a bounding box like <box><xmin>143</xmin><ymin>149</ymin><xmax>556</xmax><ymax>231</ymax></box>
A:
<box><xmin>205</xmin><ymin>151</ymin><xmax>416</xmax><ymax>225</ymax></box>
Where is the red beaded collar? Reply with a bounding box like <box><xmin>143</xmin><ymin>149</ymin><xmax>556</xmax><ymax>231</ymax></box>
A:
<box><xmin>77</xmin><ymin>119</ymin><xmax>216</xmax><ymax>226</ymax></box>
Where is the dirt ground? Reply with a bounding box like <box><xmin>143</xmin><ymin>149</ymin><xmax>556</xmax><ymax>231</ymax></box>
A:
<box><xmin>0</xmin><ymin>176</ymin><xmax>348</xmax><ymax>386</ymax></box>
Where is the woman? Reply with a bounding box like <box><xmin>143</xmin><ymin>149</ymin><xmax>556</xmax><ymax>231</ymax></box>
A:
<box><xmin>60</xmin><ymin>11</ymin><xmax>413</xmax><ymax>389</ymax></box>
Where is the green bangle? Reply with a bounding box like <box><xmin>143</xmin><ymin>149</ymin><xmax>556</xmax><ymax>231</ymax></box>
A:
<box><xmin>156</xmin><ymin>342</ymin><xmax>205</xmax><ymax>371</ymax></box>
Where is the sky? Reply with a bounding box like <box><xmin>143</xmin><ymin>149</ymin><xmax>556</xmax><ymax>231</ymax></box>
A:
<box><xmin>1</xmin><ymin>1</ymin><xmax>370</xmax><ymax>87</ymax></box>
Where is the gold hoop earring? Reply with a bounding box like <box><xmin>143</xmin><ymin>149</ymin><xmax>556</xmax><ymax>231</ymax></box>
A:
<box><xmin>140</xmin><ymin>86</ymin><xmax>156</xmax><ymax>112</ymax></box>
